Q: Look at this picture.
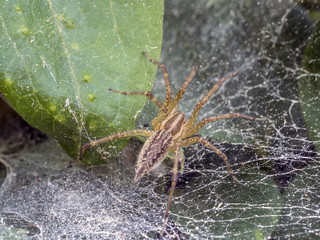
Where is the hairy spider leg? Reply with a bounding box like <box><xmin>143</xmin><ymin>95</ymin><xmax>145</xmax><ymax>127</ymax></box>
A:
<box><xmin>167</xmin><ymin>66</ymin><xmax>199</xmax><ymax>112</ymax></box>
<box><xmin>151</xmin><ymin>65</ymin><xmax>198</xmax><ymax>131</ymax></box>
<box><xmin>108</xmin><ymin>89</ymin><xmax>164</xmax><ymax>110</ymax></box>
<box><xmin>79</xmin><ymin>130</ymin><xmax>154</xmax><ymax>160</ymax></box>
<box><xmin>181</xmin><ymin>136</ymin><xmax>241</xmax><ymax>184</ymax></box>
<box><xmin>186</xmin><ymin>71</ymin><xmax>238</xmax><ymax>129</ymax></box>
<box><xmin>143</xmin><ymin>52</ymin><xmax>172</xmax><ymax>109</ymax></box>
<box><xmin>161</xmin><ymin>144</ymin><xmax>181</xmax><ymax>236</ymax></box>
<box><xmin>186</xmin><ymin>113</ymin><xmax>267</xmax><ymax>137</ymax></box>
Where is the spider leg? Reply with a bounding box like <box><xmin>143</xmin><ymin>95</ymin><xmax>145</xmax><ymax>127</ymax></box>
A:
<box><xmin>186</xmin><ymin>71</ymin><xmax>238</xmax><ymax>128</ymax></box>
<box><xmin>109</xmin><ymin>89</ymin><xmax>165</xmax><ymax>111</ymax></box>
<box><xmin>167</xmin><ymin>65</ymin><xmax>199</xmax><ymax>112</ymax></box>
<box><xmin>186</xmin><ymin>113</ymin><xmax>267</xmax><ymax>137</ymax></box>
<box><xmin>160</xmin><ymin>144</ymin><xmax>181</xmax><ymax>236</ymax></box>
<box><xmin>181</xmin><ymin>136</ymin><xmax>242</xmax><ymax>184</ymax></box>
<box><xmin>79</xmin><ymin>130</ymin><xmax>154</xmax><ymax>160</ymax></box>
<box><xmin>143</xmin><ymin>52</ymin><xmax>172</xmax><ymax>108</ymax></box>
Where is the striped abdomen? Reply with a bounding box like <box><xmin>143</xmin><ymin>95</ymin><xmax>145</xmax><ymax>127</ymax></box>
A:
<box><xmin>134</xmin><ymin>129</ymin><xmax>173</xmax><ymax>182</ymax></box>
<box><xmin>134</xmin><ymin>112</ymin><xmax>185</xmax><ymax>182</ymax></box>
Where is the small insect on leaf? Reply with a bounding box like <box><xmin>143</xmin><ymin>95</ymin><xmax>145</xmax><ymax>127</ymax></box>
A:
<box><xmin>78</xmin><ymin>52</ymin><xmax>267</xmax><ymax>236</ymax></box>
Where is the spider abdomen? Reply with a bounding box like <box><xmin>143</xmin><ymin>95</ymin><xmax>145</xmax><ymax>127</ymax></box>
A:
<box><xmin>134</xmin><ymin>129</ymin><xmax>173</xmax><ymax>182</ymax></box>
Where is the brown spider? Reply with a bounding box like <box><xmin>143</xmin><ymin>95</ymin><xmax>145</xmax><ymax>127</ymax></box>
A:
<box><xmin>79</xmin><ymin>52</ymin><xmax>265</xmax><ymax>236</ymax></box>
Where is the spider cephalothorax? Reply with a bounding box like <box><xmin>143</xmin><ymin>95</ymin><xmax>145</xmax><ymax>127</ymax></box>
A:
<box><xmin>79</xmin><ymin>52</ymin><xmax>265</xmax><ymax>236</ymax></box>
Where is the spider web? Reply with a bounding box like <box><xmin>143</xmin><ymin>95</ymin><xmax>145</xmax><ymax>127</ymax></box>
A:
<box><xmin>0</xmin><ymin>0</ymin><xmax>319</xmax><ymax>239</ymax></box>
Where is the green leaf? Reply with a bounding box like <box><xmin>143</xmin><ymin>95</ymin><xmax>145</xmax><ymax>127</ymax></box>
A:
<box><xmin>0</xmin><ymin>0</ymin><xmax>163</xmax><ymax>164</ymax></box>
<box><xmin>300</xmin><ymin>19</ymin><xmax>320</xmax><ymax>153</ymax></box>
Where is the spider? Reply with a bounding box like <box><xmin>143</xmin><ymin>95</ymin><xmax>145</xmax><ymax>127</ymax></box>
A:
<box><xmin>79</xmin><ymin>52</ymin><xmax>265</xmax><ymax>237</ymax></box>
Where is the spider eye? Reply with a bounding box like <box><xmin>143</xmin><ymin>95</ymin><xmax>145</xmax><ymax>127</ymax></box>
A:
<box><xmin>143</xmin><ymin>123</ymin><xmax>149</xmax><ymax>127</ymax></box>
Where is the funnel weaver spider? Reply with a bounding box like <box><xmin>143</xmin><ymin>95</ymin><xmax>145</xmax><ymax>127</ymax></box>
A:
<box><xmin>79</xmin><ymin>52</ymin><xmax>265</xmax><ymax>237</ymax></box>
